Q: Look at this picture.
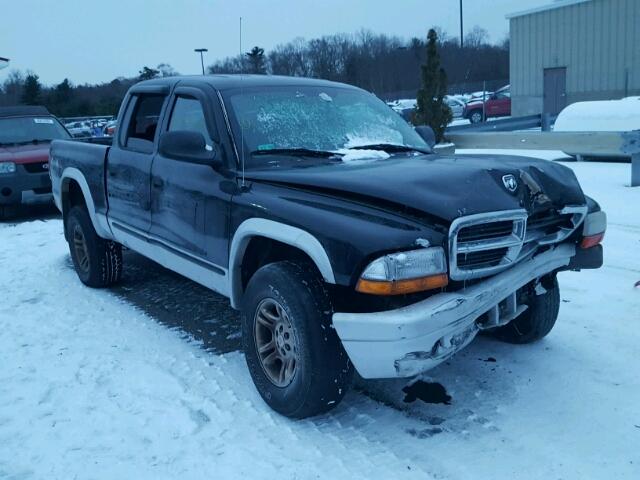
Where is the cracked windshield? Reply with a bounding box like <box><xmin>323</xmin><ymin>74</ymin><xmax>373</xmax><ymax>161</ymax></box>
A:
<box><xmin>226</xmin><ymin>86</ymin><xmax>429</xmax><ymax>165</ymax></box>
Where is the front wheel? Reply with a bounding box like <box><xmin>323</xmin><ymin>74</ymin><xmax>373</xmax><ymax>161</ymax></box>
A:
<box><xmin>65</xmin><ymin>206</ymin><xmax>123</xmax><ymax>287</ymax></box>
<box><xmin>241</xmin><ymin>261</ymin><xmax>353</xmax><ymax>418</ymax></box>
<box><xmin>490</xmin><ymin>275</ymin><xmax>560</xmax><ymax>344</ymax></box>
<box><xmin>469</xmin><ymin>110</ymin><xmax>484</xmax><ymax>124</ymax></box>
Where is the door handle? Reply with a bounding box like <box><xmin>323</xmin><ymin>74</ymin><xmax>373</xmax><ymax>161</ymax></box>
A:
<box><xmin>152</xmin><ymin>178</ymin><xmax>164</xmax><ymax>188</ymax></box>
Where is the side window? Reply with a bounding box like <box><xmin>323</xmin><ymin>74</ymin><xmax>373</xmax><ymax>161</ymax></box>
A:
<box><xmin>124</xmin><ymin>94</ymin><xmax>166</xmax><ymax>153</ymax></box>
<box><xmin>168</xmin><ymin>96</ymin><xmax>212</xmax><ymax>145</ymax></box>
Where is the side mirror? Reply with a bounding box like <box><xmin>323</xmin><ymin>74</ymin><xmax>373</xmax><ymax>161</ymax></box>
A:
<box><xmin>414</xmin><ymin>125</ymin><xmax>436</xmax><ymax>148</ymax></box>
<box><xmin>158</xmin><ymin>130</ymin><xmax>220</xmax><ymax>167</ymax></box>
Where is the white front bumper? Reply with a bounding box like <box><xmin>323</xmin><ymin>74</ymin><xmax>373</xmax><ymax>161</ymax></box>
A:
<box><xmin>333</xmin><ymin>243</ymin><xmax>575</xmax><ymax>379</ymax></box>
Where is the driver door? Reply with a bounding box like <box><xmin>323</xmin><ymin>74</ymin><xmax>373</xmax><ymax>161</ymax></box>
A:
<box><xmin>149</xmin><ymin>86</ymin><xmax>231</xmax><ymax>269</ymax></box>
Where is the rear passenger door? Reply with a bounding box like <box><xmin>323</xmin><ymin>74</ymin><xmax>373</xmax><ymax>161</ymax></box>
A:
<box><xmin>149</xmin><ymin>85</ymin><xmax>232</xmax><ymax>269</ymax></box>
<box><xmin>107</xmin><ymin>88</ymin><xmax>169</xmax><ymax>234</ymax></box>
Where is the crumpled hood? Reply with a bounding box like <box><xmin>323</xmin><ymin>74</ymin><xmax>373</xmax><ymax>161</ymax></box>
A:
<box><xmin>0</xmin><ymin>143</ymin><xmax>50</xmax><ymax>165</ymax></box>
<box><xmin>245</xmin><ymin>154</ymin><xmax>585</xmax><ymax>222</ymax></box>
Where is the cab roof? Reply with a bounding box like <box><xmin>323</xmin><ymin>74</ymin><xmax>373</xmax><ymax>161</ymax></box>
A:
<box><xmin>0</xmin><ymin>106</ymin><xmax>51</xmax><ymax>118</ymax></box>
<box><xmin>135</xmin><ymin>74</ymin><xmax>360</xmax><ymax>92</ymax></box>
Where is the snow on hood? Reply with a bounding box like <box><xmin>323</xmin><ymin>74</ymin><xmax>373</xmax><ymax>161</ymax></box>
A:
<box><xmin>554</xmin><ymin>97</ymin><xmax>640</xmax><ymax>132</ymax></box>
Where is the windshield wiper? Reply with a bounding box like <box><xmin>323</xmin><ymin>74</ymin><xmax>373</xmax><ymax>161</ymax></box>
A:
<box><xmin>347</xmin><ymin>143</ymin><xmax>432</xmax><ymax>155</ymax></box>
<box><xmin>251</xmin><ymin>148</ymin><xmax>342</xmax><ymax>158</ymax></box>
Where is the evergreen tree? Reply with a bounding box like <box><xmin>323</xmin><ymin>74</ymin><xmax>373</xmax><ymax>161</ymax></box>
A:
<box><xmin>55</xmin><ymin>79</ymin><xmax>72</xmax><ymax>105</ymax></box>
<box><xmin>414</xmin><ymin>29</ymin><xmax>452</xmax><ymax>143</ymax></box>
<box><xmin>138</xmin><ymin>66</ymin><xmax>160</xmax><ymax>81</ymax></box>
<box><xmin>246</xmin><ymin>46</ymin><xmax>266</xmax><ymax>74</ymax></box>
<box><xmin>21</xmin><ymin>73</ymin><xmax>42</xmax><ymax>105</ymax></box>
<box><xmin>157</xmin><ymin>63</ymin><xmax>178</xmax><ymax>77</ymax></box>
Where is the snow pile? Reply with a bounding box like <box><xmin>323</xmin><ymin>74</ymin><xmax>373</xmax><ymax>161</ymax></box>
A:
<box><xmin>554</xmin><ymin>97</ymin><xmax>640</xmax><ymax>132</ymax></box>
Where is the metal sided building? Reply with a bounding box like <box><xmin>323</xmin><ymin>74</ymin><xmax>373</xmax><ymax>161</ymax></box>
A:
<box><xmin>508</xmin><ymin>0</ymin><xmax>640</xmax><ymax>116</ymax></box>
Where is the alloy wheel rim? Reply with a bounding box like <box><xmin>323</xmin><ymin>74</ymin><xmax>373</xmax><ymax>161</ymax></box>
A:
<box><xmin>73</xmin><ymin>225</ymin><xmax>90</xmax><ymax>274</ymax></box>
<box><xmin>254</xmin><ymin>298</ymin><xmax>298</xmax><ymax>387</ymax></box>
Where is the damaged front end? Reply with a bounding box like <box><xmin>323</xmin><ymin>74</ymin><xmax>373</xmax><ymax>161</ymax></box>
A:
<box><xmin>333</xmin><ymin>241</ymin><xmax>578</xmax><ymax>379</ymax></box>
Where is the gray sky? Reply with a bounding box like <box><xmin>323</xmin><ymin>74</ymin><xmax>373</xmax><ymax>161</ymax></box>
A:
<box><xmin>1</xmin><ymin>0</ymin><xmax>549</xmax><ymax>85</ymax></box>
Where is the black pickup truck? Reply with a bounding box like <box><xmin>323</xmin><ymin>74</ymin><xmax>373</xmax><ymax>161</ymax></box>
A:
<box><xmin>50</xmin><ymin>75</ymin><xmax>606</xmax><ymax>418</ymax></box>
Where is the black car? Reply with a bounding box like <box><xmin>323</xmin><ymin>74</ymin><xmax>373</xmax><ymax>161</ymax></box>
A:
<box><xmin>49</xmin><ymin>75</ymin><xmax>606</xmax><ymax>418</ymax></box>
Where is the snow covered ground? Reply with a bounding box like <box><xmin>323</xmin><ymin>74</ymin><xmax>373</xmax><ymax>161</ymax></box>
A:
<box><xmin>1</xmin><ymin>160</ymin><xmax>639</xmax><ymax>479</ymax></box>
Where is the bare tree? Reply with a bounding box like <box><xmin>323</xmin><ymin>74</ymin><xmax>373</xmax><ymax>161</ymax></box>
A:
<box><xmin>464</xmin><ymin>26</ymin><xmax>490</xmax><ymax>48</ymax></box>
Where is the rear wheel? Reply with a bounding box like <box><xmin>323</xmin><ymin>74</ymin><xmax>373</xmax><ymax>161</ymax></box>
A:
<box><xmin>65</xmin><ymin>206</ymin><xmax>122</xmax><ymax>287</ymax></box>
<box><xmin>241</xmin><ymin>261</ymin><xmax>353</xmax><ymax>418</ymax></box>
<box><xmin>490</xmin><ymin>275</ymin><xmax>560</xmax><ymax>344</ymax></box>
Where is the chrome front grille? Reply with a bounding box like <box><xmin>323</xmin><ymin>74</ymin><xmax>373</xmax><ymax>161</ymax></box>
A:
<box><xmin>449</xmin><ymin>206</ymin><xmax>588</xmax><ymax>281</ymax></box>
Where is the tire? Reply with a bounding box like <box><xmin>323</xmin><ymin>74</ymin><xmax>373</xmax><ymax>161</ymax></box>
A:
<box><xmin>65</xmin><ymin>205</ymin><xmax>123</xmax><ymax>287</ymax></box>
<box><xmin>469</xmin><ymin>110</ymin><xmax>484</xmax><ymax>124</ymax></box>
<box><xmin>241</xmin><ymin>261</ymin><xmax>353</xmax><ymax>418</ymax></box>
<box><xmin>490</xmin><ymin>275</ymin><xmax>560</xmax><ymax>344</ymax></box>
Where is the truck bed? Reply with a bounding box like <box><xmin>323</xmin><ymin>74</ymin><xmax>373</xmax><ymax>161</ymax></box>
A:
<box><xmin>50</xmin><ymin>138</ymin><xmax>111</xmax><ymax>219</ymax></box>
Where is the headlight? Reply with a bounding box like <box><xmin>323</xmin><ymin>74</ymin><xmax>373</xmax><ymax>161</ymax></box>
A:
<box><xmin>356</xmin><ymin>247</ymin><xmax>448</xmax><ymax>295</ymax></box>
<box><xmin>0</xmin><ymin>162</ymin><xmax>16</xmax><ymax>175</ymax></box>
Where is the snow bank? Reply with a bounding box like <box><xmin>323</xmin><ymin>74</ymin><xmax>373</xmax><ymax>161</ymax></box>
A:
<box><xmin>554</xmin><ymin>97</ymin><xmax>640</xmax><ymax>132</ymax></box>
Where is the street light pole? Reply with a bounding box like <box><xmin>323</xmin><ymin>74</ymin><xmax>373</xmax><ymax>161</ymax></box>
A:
<box><xmin>194</xmin><ymin>48</ymin><xmax>208</xmax><ymax>75</ymax></box>
<box><xmin>459</xmin><ymin>0</ymin><xmax>464</xmax><ymax>48</ymax></box>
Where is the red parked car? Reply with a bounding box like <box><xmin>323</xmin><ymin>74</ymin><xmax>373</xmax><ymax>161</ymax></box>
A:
<box><xmin>0</xmin><ymin>106</ymin><xmax>71</xmax><ymax>219</ymax></box>
<box><xmin>463</xmin><ymin>85</ymin><xmax>511</xmax><ymax>124</ymax></box>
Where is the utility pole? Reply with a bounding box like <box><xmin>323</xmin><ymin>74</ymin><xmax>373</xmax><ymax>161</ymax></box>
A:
<box><xmin>194</xmin><ymin>48</ymin><xmax>208</xmax><ymax>75</ymax></box>
<box><xmin>0</xmin><ymin>56</ymin><xmax>9</xmax><ymax>70</ymax></box>
<box><xmin>459</xmin><ymin>0</ymin><xmax>464</xmax><ymax>48</ymax></box>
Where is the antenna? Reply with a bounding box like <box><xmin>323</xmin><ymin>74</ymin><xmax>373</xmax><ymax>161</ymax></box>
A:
<box><xmin>239</xmin><ymin>16</ymin><xmax>246</xmax><ymax>188</ymax></box>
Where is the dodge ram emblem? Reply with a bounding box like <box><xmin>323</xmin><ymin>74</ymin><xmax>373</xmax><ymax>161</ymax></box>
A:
<box><xmin>502</xmin><ymin>174</ymin><xmax>518</xmax><ymax>192</ymax></box>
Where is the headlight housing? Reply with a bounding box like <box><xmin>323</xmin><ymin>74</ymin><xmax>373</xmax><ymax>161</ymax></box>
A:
<box><xmin>0</xmin><ymin>162</ymin><xmax>16</xmax><ymax>175</ymax></box>
<box><xmin>580</xmin><ymin>210</ymin><xmax>607</xmax><ymax>249</ymax></box>
<box><xmin>356</xmin><ymin>247</ymin><xmax>448</xmax><ymax>295</ymax></box>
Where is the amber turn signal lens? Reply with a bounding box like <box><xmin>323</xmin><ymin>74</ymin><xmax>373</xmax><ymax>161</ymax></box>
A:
<box><xmin>580</xmin><ymin>232</ymin><xmax>605</xmax><ymax>249</ymax></box>
<box><xmin>356</xmin><ymin>274</ymin><xmax>449</xmax><ymax>295</ymax></box>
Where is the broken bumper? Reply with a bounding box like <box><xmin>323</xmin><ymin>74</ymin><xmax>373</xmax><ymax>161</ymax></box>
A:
<box><xmin>332</xmin><ymin>243</ymin><xmax>575</xmax><ymax>379</ymax></box>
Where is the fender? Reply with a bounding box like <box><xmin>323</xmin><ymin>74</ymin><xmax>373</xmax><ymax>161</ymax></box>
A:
<box><xmin>60</xmin><ymin>167</ymin><xmax>113</xmax><ymax>239</ymax></box>
<box><xmin>229</xmin><ymin>218</ymin><xmax>336</xmax><ymax>309</ymax></box>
